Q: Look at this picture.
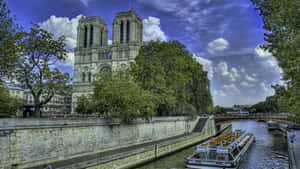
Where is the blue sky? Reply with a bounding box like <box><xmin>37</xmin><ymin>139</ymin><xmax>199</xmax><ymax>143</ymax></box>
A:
<box><xmin>5</xmin><ymin>0</ymin><xmax>282</xmax><ymax>107</ymax></box>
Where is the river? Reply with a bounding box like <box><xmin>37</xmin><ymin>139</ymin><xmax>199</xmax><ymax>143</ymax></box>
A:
<box><xmin>134</xmin><ymin>120</ymin><xmax>289</xmax><ymax>169</ymax></box>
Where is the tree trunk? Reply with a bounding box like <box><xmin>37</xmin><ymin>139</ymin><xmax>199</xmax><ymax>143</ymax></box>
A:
<box><xmin>34</xmin><ymin>105</ymin><xmax>41</xmax><ymax>118</ymax></box>
<box><xmin>34</xmin><ymin>97</ymin><xmax>41</xmax><ymax>118</ymax></box>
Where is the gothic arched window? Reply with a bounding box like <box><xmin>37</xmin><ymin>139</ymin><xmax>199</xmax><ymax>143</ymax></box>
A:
<box><xmin>82</xmin><ymin>72</ymin><xmax>85</xmax><ymax>82</ymax></box>
<box><xmin>88</xmin><ymin>72</ymin><xmax>91</xmax><ymax>82</ymax></box>
<box><xmin>90</xmin><ymin>25</ymin><xmax>94</xmax><ymax>47</ymax></box>
<box><xmin>120</xmin><ymin>21</ymin><xmax>124</xmax><ymax>43</ymax></box>
<box><xmin>100</xmin><ymin>66</ymin><xmax>111</xmax><ymax>73</ymax></box>
<box><xmin>84</xmin><ymin>25</ymin><xmax>88</xmax><ymax>48</ymax></box>
<box><xmin>126</xmin><ymin>21</ymin><xmax>130</xmax><ymax>43</ymax></box>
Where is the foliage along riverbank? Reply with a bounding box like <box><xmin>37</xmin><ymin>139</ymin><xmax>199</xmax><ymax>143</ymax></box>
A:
<box><xmin>75</xmin><ymin>41</ymin><xmax>213</xmax><ymax>122</ymax></box>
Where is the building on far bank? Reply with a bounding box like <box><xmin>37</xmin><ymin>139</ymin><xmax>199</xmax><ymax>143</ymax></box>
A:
<box><xmin>5</xmin><ymin>83</ymin><xmax>72</xmax><ymax>115</ymax></box>
<box><xmin>24</xmin><ymin>91</ymin><xmax>72</xmax><ymax>115</ymax></box>
<box><xmin>72</xmin><ymin>9</ymin><xmax>143</xmax><ymax>113</ymax></box>
<box><xmin>6</xmin><ymin>84</ymin><xmax>24</xmax><ymax>100</ymax></box>
<box><xmin>227</xmin><ymin>104</ymin><xmax>251</xmax><ymax>115</ymax></box>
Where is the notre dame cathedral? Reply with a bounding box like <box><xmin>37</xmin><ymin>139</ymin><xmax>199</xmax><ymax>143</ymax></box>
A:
<box><xmin>72</xmin><ymin>9</ymin><xmax>143</xmax><ymax>113</ymax></box>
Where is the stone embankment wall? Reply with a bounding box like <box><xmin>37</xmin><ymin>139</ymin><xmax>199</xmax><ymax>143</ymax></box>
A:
<box><xmin>88</xmin><ymin>116</ymin><xmax>227</xmax><ymax>169</ymax></box>
<box><xmin>0</xmin><ymin>116</ymin><xmax>200</xmax><ymax>169</ymax></box>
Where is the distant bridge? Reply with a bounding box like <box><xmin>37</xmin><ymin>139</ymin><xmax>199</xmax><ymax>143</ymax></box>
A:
<box><xmin>214</xmin><ymin>113</ymin><xmax>299</xmax><ymax>126</ymax></box>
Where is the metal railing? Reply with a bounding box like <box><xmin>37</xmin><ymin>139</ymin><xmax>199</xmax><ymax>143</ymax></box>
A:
<box><xmin>214</xmin><ymin>113</ymin><xmax>299</xmax><ymax>125</ymax></box>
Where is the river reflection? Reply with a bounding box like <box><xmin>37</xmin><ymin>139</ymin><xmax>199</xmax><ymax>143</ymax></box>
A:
<box><xmin>234</xmin><ymin>120</ymin><xmax>289</xmax><ymax>169</ymax></box>
<box><xmin>134</xmin><ymin>120</ymin><xmax>289</xmax><ymax>169</ymax></box>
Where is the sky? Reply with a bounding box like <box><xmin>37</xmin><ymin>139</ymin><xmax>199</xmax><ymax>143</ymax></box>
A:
<box><xmin>5</xmin><ymin>0</ymin><xmax>283</xmax><ymax>107</ymax></box>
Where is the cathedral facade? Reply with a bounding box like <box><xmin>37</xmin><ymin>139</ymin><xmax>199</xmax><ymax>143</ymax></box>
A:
<box><xmin>72</xmin><ymin>9</ymin><xmax>143</xmax><ymax>113</ymax></box>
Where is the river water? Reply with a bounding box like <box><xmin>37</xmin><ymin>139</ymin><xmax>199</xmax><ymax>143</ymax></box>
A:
<box><xmin>134</xmin><ymin>120</ymin><xmax>289</xmax><ymax>169</ymax></box>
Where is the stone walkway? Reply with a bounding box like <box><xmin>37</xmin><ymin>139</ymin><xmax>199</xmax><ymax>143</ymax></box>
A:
<box><xmin>287</xmin><ymin>130</ymin><xmax>300</xmax><ymax>169</ymax></box>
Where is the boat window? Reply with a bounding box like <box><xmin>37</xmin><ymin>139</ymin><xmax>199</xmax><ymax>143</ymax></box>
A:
<box><xmin>198</xmin><ymin>152</ymin><xmax>206</xmax><ymax>159</ymax></box>
<box><xmin>208</xmin><ymin>150</ymin><xmax>217</xmax><ymax>160</ymax></box>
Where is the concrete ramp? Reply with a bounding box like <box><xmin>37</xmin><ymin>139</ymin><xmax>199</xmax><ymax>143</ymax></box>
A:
<box><xmin>193</xmin><ymin>118</ymin><xmax>208</xmax><ymax>132</ymax></box>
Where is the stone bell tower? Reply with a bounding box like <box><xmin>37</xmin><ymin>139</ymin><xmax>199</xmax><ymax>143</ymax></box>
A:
<box><xmin>72</xmin><ymin>9</ymin><xmax>143</xmax><ymax>113</ymax></box>
<box><xmin>112</xmin><ymin>8</ymin><xmax>143</xmax><ymax>45</ymax></box>
<box><xmin>111</xmin><ymin>8</ymin><xmax>143</xmax><ymax>70</ymax></box>
<box><xmin>76</xmin><ymin>16</ymin><xmax>108</xmax><ymax>49</ymax></box>
<box><xmin>74</xmin><ymin>16</ymin><xmax>109</xmax><ymax>83</ymax></box>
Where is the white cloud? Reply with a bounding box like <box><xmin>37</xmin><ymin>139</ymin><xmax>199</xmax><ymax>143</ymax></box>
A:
<box><xmin>259</xmin><ymin>82</ymin><xmax>274</xmax><ymax>96</ymax></box>
<box><xmin>240</xmin><ymin>81</ymin><xmax>254</xmax><ymax>87</ymax></box>
<box><xmin>245</xmin><ymin>74</ymin><xmax>257</xmax><ymax>83</ymax></box>
<box><xmin>213</xmin><ymin>90</ymin><xmax>226</xmax><ymax>97</ymax></box>
<box><xmin>62</xmin><ymin>52</ymin><xmax>74</xmax><ymax>67</ymax></box>
<box><xmin>215</xmin><ymin>62</ymin><xmax>228</xmax><ymax>76</ymax></box>
<box><xmin>143</xmin><ymin>16</ymin><xmax>167</xmax><ymax>42</ymax></box>
<box><xmin>39</xmin><ymin>15</ymin><xmax>85</xmax><ymax>51</ymax></box>
<box><xmin>80</xmin><ymin>0</ymin><xmax>91</xmax><ymax>6</ymax></box>
<box><xmin>254</xmin><ymin>45</ymin><xmax>272</xmax><ymax>59</ymax></box>
<box><xmin>108</xmin><ymin>40</ymin><xmax>112</xmax><ymax>45</ymax></box>
<box><xmin>192</xmin><ymin>54</ymin><xmax>213</xmax><ymax>80</ymax></box>
<box><xmin>207</xmin><ymin>38</ymin><xmax>229</xmax><ymax>56</ymax></box>
<box><xmin>223</xmin><ymin>84</ymin><xmax>240</xmax><ymax>95</ymax></box>
<box><xmin>215</xmin><ymin>62</ymin><xmax>240</xmax><ymax>82</ymax></box>
<box><xmin>137</xmin><ymin>0</ymin><xmax>178</xmax><ymax>13</ymax></box>
<box><xmin>254</xmin><ymin>45</ymin><xmax>280</xmax><ymax>72</ymax></box>
<box><xmin>231</xmin><ymin>67</ymin><xmax>239</xmax><ymax>80</ymax></box>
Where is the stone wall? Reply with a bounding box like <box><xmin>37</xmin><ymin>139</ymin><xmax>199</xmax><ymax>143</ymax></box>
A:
<box><xmin>0</xmin><ymin>116</ymin><xmax>200</xmax><ymax>169</ymax></box>
<box><xmin>88</xmin><ymin>116</ymin><xmax>226</xmax><ymax>169</ymax></box>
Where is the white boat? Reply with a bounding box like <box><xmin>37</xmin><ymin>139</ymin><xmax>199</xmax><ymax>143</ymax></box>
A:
<box><xmin>186</xmin><ymin>130</ymin><xmax>255</xmax><ymax>169</ymax></box>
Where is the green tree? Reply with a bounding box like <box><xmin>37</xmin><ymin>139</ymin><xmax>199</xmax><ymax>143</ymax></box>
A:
<box><xmin>15</xmin><ymin>25</ymin><xmax>71</xmax><ymax>118</ymax></box>
<box><xmin>265</xmin><ymin>95</ymin><xmax>279</xmax><ymax>113</ymax></box>
<box><xmin>0</xmin><ymin>0</ymin><xmax>23</xmax><ymax>78</ymax></box>
<box><xmin>252</xmin><ymin>0</ymin><xmax>300</xmax><ymax>119</ymax></box>
<box><xmin>131</xmin><ymin>41</ymin><xmax>212</xmax><ymax>116</ymax></box>
<box><xmin>0</xmin><ymin>86</ymin><xmax>24</xmax><ymax>117</ymax></box>
<box><xmin>250</xmin><ymin>84</ymin><xmax>291</xmax><ymax>114</ymax></box>
<box><xmin>189</xmin><ymin>62</ymin><xmax>213</xmax><ymax>114</ymax></box>
<box><xmin>92</xmin><ymin>71</ymin><xmax>155</xmax><ymax>122</ymax></box>
<box><xmin>75</xmin><ymin>95</ymin><xmax>93</xmax><ymax>115</ymax></box>
<box><xmin>213</xmin><ymin>106</ymin><xmax>227</xmax><ymax>114</ymax></box>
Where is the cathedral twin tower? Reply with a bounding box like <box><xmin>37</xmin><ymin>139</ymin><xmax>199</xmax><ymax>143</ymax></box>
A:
<box><xmin>72</xmin><ymin>9</ymin><xmax>143</xmax><ymax>113</ymax></box>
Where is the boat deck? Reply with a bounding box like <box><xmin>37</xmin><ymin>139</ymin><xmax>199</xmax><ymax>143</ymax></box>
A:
<box><xmin>200</xmin><ymin>131</ymin><xmax>242</xmax><ymax>147</ymax></box>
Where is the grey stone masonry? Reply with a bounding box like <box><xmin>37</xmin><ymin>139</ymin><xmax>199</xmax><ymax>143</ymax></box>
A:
<box><xmin>0</xmin><ymin>116</ymin><xmax>204</xmax><ymax>169</ymax></box>
<box><xmin>72</xmin><ymin>9</ymin><xmax>143</xmax><ymax>113</ymax></box>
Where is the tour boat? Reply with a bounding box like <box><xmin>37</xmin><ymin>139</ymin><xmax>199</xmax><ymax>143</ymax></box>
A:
<box><xmin>186</xmin><ymin>130</ymin><xmax>255</xmax><ymax>169</ymax></box>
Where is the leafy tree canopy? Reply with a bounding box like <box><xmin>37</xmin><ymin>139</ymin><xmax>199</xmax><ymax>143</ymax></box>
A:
<box><xmin>0</xmin><ymin>0</ymin><xmax>23</xmax><ymax>78</ymax></box>
<box><xmin>92</xmin><ymin>71</ymin><xmax>155</xmax><ymax>122</ymax></box>
<box><xmin>75</xmin><ymin>41</ymin><xmax>213</xmax><ymax>122</ymax></box>
<box><xmin>249</xmin><ymin>84</ymin><xmax>290</xmax><ymax>114</ymax></box>
<box><xmin>252</xmin><ymin>0</ymin><xmax>300</xmax><ymax>119</ymax></box>
<box><xmin>15</xmin><ymin>25</ymin><xmax>71</xmax><ymax>117</ymax></box>
<box><xmin>75</xmin><ymin>95</ymin><xmax>93</xmax><ymax>115</ymax></box>
<box><xmin>0</xmin><ymin>86</ymin><xmax>25</xmax><ymax>117</ymax></box>
<box><xmin>130</xmin><ymin>41</ymin><xmax>213</xmax><ymax>116</ymax></box>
